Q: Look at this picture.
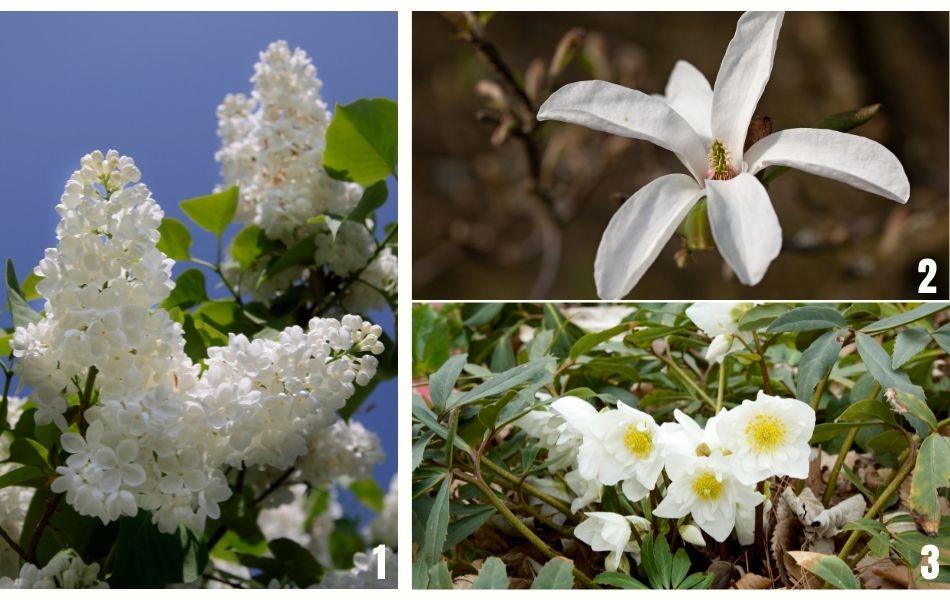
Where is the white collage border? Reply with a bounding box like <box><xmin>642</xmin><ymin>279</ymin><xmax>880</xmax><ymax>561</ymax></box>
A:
<box><xmin>3</xmin><ymin>2</ymin><xmax>950</xmax><ymax>596</ymax></box>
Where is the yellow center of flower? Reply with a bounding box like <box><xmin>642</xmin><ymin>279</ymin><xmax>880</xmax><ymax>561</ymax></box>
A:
<box><xmin>623</xmin><ymin>425</ymin><xmax>653</xmax><ymax>458</ymax></box>
<box><xmin>744</xmin><ymin>413</ymin><xmax>787</xmax><ymax>454</ymax></box>
<box><xmin>691</xmin><ymin>471</ymin><xmax>723</xmax><ymax>501</ymax></box>
<box><xmin>695</xmin><ymin>442</ymin><xmax>711</xmax><ymax>457</ymax></box>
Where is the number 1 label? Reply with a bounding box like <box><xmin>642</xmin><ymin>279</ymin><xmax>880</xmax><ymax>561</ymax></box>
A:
<box><xmin>373</xmin><ymin>544</ymin><xmax>386</xmax><ymax>580</ymax></box>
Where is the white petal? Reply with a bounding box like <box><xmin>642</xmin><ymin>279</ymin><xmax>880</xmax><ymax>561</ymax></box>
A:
<box><xmin>594</xmin><ymin>174</ymin><xmax>704</xmax><ymax>299</ymax></box>
<box><xmin>685</xmin><ymin>302</ymin><xmax>741</xmax><ymax>336</ymax></box>
<box><xmin>621</xmin><ymin>477</ymin><xmax>649</xmax><ymax>503</ymax></box>
<box><xmin>538</xmin><ymin>80</ymin><xmax>708</xmax><ymax>180</ymax></box>
<box><xmin>662</xmin><ymin>60</ymin><xmax>713</xmax><ymax>141</ymax></box>
<box><xmin>551</xmin><ymin>396</ymin><xmax>597</xmax><ymax>432</ymax></box>
<box><xmin>706</xmin><ymin>173</ymin><xmax>782</xmax><ymax>286</ymax></box>
<box><xmin>697</xmin><ymin>505</ymin><xmax>736</xmax><ymax>542</ymax></box>
<box><xmin>711</xmin><ymin>11</ymin><xmax>785</xmax><ymax>169</ymax></box>
<box><xmin>744</xmin><ymin>128</ymin><xmax>909</xmax><ymax>203</ymax></box>
<box><xmin>60</xmin><ymin>432</ymin><xmax>86</xmax><ymax>454</ymax></box>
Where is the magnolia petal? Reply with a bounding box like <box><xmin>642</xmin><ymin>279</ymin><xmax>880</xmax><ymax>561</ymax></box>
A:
<box><xmin>663</xmin><ymin>60</ymin><xmax>713</xmax><ymax>141</ymax></box>
<box><xmin>594</xmin><ymin>174</ymin><xmax>704</xmax><ymax>299</ymax></box>
<box><xmin>538</xmin><ymin>80</ymin><xmax>707</xmax><ymax>180</ymax></box>
<box><xmin>744</xmin><ymin>128</ymin><xmax>910</xmax><ymax>203</ymax></box>
<box><xmin>706</xmin><ymin>173</ymin><xmax>782</xmax><ymax>286</ymax></box>
<box><xmin>711</xmin><ymin>11</ymin><xmax>784</xmax><ymax>169</ymax></box>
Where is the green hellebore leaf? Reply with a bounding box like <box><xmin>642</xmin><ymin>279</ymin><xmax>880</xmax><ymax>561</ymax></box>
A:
<box><xmin>908</xmin><ymin>434</ymin><xmax>950</xmax><ymax>535</ymax></box>
<box><xmin>472</xmin><ymin>556</ymin><xmax>509</xmax><ymax>589</ymax></box>
<box><xmin>531</xmin><ymin>557</ymin><xmax>575</xmax><ymax>589</ymax></box>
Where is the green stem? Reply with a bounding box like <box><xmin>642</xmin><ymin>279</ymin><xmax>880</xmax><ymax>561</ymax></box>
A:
<box><xmin>78</xmin><ymin>366</ymin><xmax>98</xmax><ymax>436</ymax></box>
<box><xmin>0</xmin><ymin>524</ymin><xmax>27</xmax><ymax>562</ymax></box>
<box><xmin>810</xmin><ymin>374</ymin><xmax>829</xmax><ymax>411</ymax></box>
<box><xmin>660</xmin><ymin>348</ymin><xmax>715</xmax><ymax>410</ymax></box>
<box><xmin>836</xmin><ymin>442</ymin><xmax>916</xmax><ymax>568</ymax></box>
<box><xmin>479</xmin><ymin>457</ymin><xmax>575</xmax><ymax>520</ymax></box>
<box><xmin>716</xmin><ymin>358</ymin><xmax>727</xmax><ymax>413</ymax></box>
<box><xmin>752</xmin><ymin>332</ymin><xmax>772</xmax><ymax>395</ymax></box>
<box><xmin>823</xmin><ymin>426</ymin><xmax>859</xmax><ymax>507</ymax></box>
<box><xmin>455</xmin><ymin>470</ymin><xmax>598</xmax><ymax>589</ymax></box>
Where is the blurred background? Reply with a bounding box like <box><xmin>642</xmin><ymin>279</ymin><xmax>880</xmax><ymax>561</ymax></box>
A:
<box><xmin>0</xmin><ymin>12</ymin><xmax>397</xmax><ymax>521</ymax></box>
<box><xmin>413</xmin><ymin>12</ymin><xmax>949</xmax><ymax>300</ymax></box>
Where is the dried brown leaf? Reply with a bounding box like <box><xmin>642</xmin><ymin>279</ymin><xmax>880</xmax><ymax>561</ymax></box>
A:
<box><xmin>735</xmin><ymin>573</ymin><xmax>773</xmax><ymax>589</ymax></box>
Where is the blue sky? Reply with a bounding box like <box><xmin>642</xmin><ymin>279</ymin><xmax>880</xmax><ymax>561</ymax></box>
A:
<box><xmin>0</xmin><ymin>12</ymin><xmax>397</xmax><ymax>522</ymax></box>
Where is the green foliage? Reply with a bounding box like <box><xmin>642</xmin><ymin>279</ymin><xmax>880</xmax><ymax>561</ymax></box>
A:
<box><xmin>413</xmin><ymin>302</ymin><xmax>949</xmax><ymax>589</ymax></box>
<box><xmin>179</xmin><ymin>186</ymin><xmax>238</xmax><ymax>237</ymax></box>
<box><xmin>324</xmin><ymin>98</ymin><xmax>397</xmax><ymax>185</ymax></box>
<box><xmin>156</xmin><ymin>217</ymin><xmax>192</xmax><ymax>260</ymax></box>
<box><xmin>109</xmin><ymin>512</ymin><xmax>209</xmax><ymax>588</ymax></box>
<box><xmin>531</xmin><ymin>557</ymin><xmax>575</xmax><ymax>589</ymax></box>
<box><xmin>472</xmin><ymin>556</ymin><xmax>508</xmax><ymax>589</ymax></box>
<box><xmin>6</xmin><ymin>259</ymin><xmax>41</xmax><ymax>328</ymax></box>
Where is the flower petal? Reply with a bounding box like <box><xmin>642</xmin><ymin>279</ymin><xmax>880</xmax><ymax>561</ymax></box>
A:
<box><xmin>744</xmin><ymin>128</ymin><xmax>910</xmax><ymax>203</ymax></box>
<box><xmin>706</xmin><ymin>173</ymin><xmax>782</xmax><ymax>286</ymax></box>
<box><xmin>662</xmin><ymin>60</ymin><xmax>713</xmax><ymax>141</ymax></box>
<box><xmin>594</xmin><ymin>174</ymin><xmax>704</xmax><ymax>299</ymax></box>
<box><xmin>711</xmin><ymin>11</ymin><xmax>784</xmax><ymax>169</ymax></box>
<box><xmin>538</xmin><ymin>80</ymin><xmax>707</xmax><ymax>180</ymax></box>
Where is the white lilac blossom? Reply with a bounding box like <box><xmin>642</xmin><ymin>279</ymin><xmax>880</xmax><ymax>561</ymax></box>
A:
<box><xmin>344</xmin><ymin>247</ymin><xmax>398</xmax><ymax>315</ymax></box>
<box><xmin>573</xmin><ymin>512</ymin><xmax>651</xmax><ymax>571</ymax></box>
<box><xmin>0</xmin><ymin>550</ymin><xmax>108</xmax><ymax>589</ymax></box>
<box><xmin>216</xmin><ymin>41</ymin><xmax>363</xmax><ymax>243</ymax></box>
<box><xmin>716</xmin><ymin>391</ymin><xmax>816</xmax><ymax>484</ymax></box>
<box><xmin>685</xmin><ymin>302</ymin><xmax>757</xmax><ymax>363</ymax></box>
<box><xmin>298</xmin><ymin>418</ymin><xmax>385</xmax><ymax>485</ymax></box>
<box><xmin>367</xmin><ymin>475</ymin><xmax>398</xmax><ymax>549</ymax></box>
<box><xmin>13</xmin><ymin>151</ymin><xmax>385</xmax><ymax>535</ymax></box>
<box><xmin>653</xmin><ymin>455</ymin><xmax>763</xmax><ymax>542</ymax></box>
<box><xmin>538</xmin><ymin>11</ymin><xmax>909</xmax><ymax>298</ymax></box>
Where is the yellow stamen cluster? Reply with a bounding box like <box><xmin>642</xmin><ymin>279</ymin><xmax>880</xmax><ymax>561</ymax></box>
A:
<box><xmin>707</xmin><ymin>140</ymin><xmax>735</xmax><ymax>180</ymax></box>
<box><xmin>691</xmin><ymin>470</ymin><xmax>724</xmax><ymax>501</ymax></box>
<box><xmin>623</xmin><ymin>424</ymin><xmax>654</xmax><ymax>458</ymax></box>
<box><xmin>744</xmin><ymin>413</ymin><xmax>787</xmax><ymax>454</ymax></box>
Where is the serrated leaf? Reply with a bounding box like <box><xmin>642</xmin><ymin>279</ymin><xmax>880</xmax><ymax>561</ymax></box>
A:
<box><xmin>156</xmin><ymin>217</ymin><xmax>192</xmax><ymax>260</ymax></box>
<box><xmin>836</xmin><ymin>399</ymin><xmax>896</xmax><ymax>425</ymax></box>
<box><xmin>445</xmin><ymin>504</ymin><xmax>495</xmax><ymax>549</ymax></box>
<box><xmin>788</xmin><ymin>551</ymin><xmax>858</xmax><ymax>589</ymax></box>
<box><xmin>933</xmin><ymin>323</ymin><xmax>950</xmax><ymax>355</ymax></box>
<box><xmin>569</xmin><ymin>322</ymin><xmax>633</xmax><ymax>360</ymax></box>
<box><xmin>909</xmin><ymin>434</ymin><xmax>950</xmax><ymax>535</ymax></box>
<box><xmin>892</xmin><ymin>327</ymin><xmax>932</xmax><ymax>368</ymax></box>
<box><xmin>531</xmin><ymin>557</ymin><xmax>574</xmax><ymax>589</ymax></box>
<box><xmin>472</xmin><ymin>556</ymin><xmax>508</xmax><ymax>589</ymax></box>
<box><xmin>593</xmin><ymin>571</ymin><xmax>648</xmax><ymax>589</ymax></box>
<box><xmin>861</xmin><ymin>303</ymin><xmax>950</xmax><ymax>334</ymax></box>
<box><xmin>855</xmin><ymin>332</ymin><xmax>926</xmax><ymax>399</ymax></box>
<box><xmin>428</xmin><ymin>560</ymin><xmax>453</xmax><ymax>589</ymax></box>
<box><xmin>412</xmin><ymin>433</ymin><xmax>434</xmax><ymax>472</ymax></box>
<box><xmin>421</xmin><ymin>475</ymin><xmax>452</xmax><ymax>566</ymax></box>
<box><xmin>795</xmin><ymin>329</ymin><xmax>842</xmax><ymax>402</ymax></box>
<box><xmin>412</xmin><ymin>558</ymin><xmax>430</xmax><ymax>589</ymax></box>
<box><xmin>446</xmin><ymin>358</ymin><xmax>554</xmax><ymax>410</ymax></box>
<box><xmin>766</xmin><ymin>306</ymin><xmax>845</xmax><ymax>333</ymax></box>
<box><xmin>429</xmin><ymin>353</ymin><xmax>467</xmax><ymax>412</ymax></box>
<box><xmin>737</xmin><ymin>303</ymin><xmax>789</xmax><ymax>331</ymax></box>
<box><xmin>324</xmin><ymin>98</ymin><xmax>397</xmax><ymax>185</ymax></box>
<box><xmin>179</xmin><ymin>186</ymin><xmax>238</xmax><ymax>237</ymax></box>
<box><xmin>463</xmin><ymin>303</ymin><xmax>505</xmax><ymax>326</ymax></box>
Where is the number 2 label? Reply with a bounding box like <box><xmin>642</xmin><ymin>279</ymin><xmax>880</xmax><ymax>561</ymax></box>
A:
<box><xmin>918</xmin><ymin>258</ymin><xmax>937</xmax><ymax>294</ymax></box>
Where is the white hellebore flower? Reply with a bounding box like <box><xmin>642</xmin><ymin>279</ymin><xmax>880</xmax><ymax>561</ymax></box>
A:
<box><xmin>716</xmin><ymin>391</ymin><xmax>816</xmax><ymax>484</ymax></box>
<box><xmin>659</xmin><ymin>408</ymin><xmax>725</xmax><ymax>459</ymax></box>
<box><xmin>576</xmin><ymin>403</ymin><xmax>664</xmax><ymax>502</ymax></box>
<box><xmin>538</xmin><ymin>11</ymin><xmax>909</xmax><ymax>299</ymax></box>
<box><xmin>574</xmin><ymin>512</ymin><xmax>651</xmax><ymax>571</ymax></box>
<box><xmin>686</xmin><ymin>302</ymin><xmax>757</xmax><ymax>363</ymax></box>
<box><xmin>653</xmin><ymin>455</ymin><xmax>763</xmax><ymax>542</ymax></box>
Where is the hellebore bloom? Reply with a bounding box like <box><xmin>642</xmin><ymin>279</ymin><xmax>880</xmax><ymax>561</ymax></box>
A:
<box><xmin>653</xmin><ymin>454</ymin><xmax>763</xmax><ymax>542</ymax></box>
<box><xmin>685</xmin><ymin>302</ymin><xmax>757</xmax><ymax>363</ymax></box>
<box><xmin>573</xmin><ymin>512</ymin><xmax>651</xmax><ymax>571</ymax></box>
<box><xmin>538</xmin><ymin>11</ymin><xmax>909</xmax><ymax>299</ymax></box>
<box><xmin>716</xmin><ymin>391</ymin><xmax>816</xmax><ymax>484</ymax></box>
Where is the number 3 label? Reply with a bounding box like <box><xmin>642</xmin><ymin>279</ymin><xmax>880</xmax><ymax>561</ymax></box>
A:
<box><xmin>921</xmin><ymin>544</ymin><xmax>939</xmax><ymax>580</ymax></box>
<box><xmin>918</xmin><ymin>258</ymin><xmax>937</xmax><ymax>294</ymax></box>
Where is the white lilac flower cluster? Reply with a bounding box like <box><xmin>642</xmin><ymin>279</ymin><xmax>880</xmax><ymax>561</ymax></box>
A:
<box><xmin>216</xmin><ymin>40</ymin><xmax>396</xmax><ymax>314</ymax></box>
<box><xmin>312</xmin><ymin>550</ymin><xmax>398</xmax><ymax>589</ymax></box>
<box><xmin>10</xmin><ymin>151</ymin><xmax>384</xmax><ymax>536</ymax></box>
<box><xmin>517</xmin><ymin>390</ymin><xmax>815</xmax><ymax>570</ymax></box>
<box><xmin>0</xmin><ymin>550</ymin><xmax>107</xmax><ymax>589</ymax></box>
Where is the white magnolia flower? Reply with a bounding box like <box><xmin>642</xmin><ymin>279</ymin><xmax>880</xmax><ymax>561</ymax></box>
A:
<box><xmin>653</xmin><ymin>455</ymin><xmax>763</xmax><ymax>542</ymax></box>
<box><xmin>716</xmin><ymin>391</ymin><xmax>816</xmax><ymax>484</ymax></box>
<box><xmin>576</xmin><ymin>403</ymin><xmax>664</xmax><ymax>501</ymax></box>
<box><xmin>538</xmin><ymin>11</ymin><xmax>909</xmax><ymax>298</ymax></box>
<box><xmin>685</xmin><ymin>302</ymin><xmax>757</xmax><ymax>363</ymax></box>
<box><xmin>574</xmin><ymin>512</ymin><xmax>651</xmax><ymax>571</ymax></box>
